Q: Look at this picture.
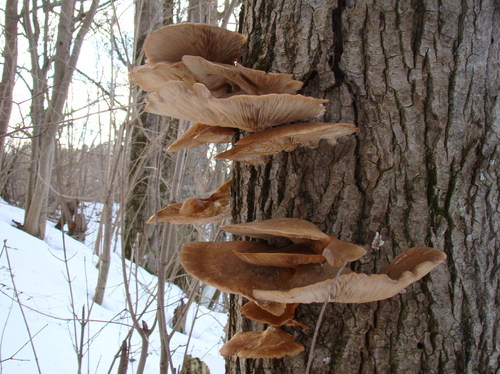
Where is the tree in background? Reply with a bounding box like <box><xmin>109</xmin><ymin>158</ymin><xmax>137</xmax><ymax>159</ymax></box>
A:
<box><xmin>22</xmin><ymin>0</ymin><xmax>99</xmax><ymax>238</ymax></box>
<box><xmin>228</xmin><ymin>1</ymin><xmax>498</xmax><ymax>373</ymax></box>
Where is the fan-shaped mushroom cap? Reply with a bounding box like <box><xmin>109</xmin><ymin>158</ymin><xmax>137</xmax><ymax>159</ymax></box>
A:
<box><xmin>253</xmin><ymin>247</ymin><xmax>447</xmax><ymax>304</ymax></box>
<box><xmin>145</xmin><ymin>81</ymin><xmax>327</xmax><ymax>132</ymax></box>
<box><xmin>241</xmin><ymin>301</ymin><xmax>308</xmax><ymax>329</ymax></box>
<box><xmin>182</xmin><ymin>55</ymin><xmax>303</xmax><ymax>95</ymax></box>
<box><xmin>166</xmin><ymin>123</ymin><xmax>234</xmax><ymax>152</ymax></box>
<box><xmin>215</xmin><ymin>122</ymin><xmax>358</xmax><ymax>165</ymax></box>
<box><xmin>146</xmin><ymin>180</ymin><xmax>231</xmax><ymax>224</ymax></box>
<box><xmin>220</xmin><ymin>326</ymin><xmax>304</xmax><ymax>358</ymax></box>
<box><xmin>144</xmin><ymin>23</ymin><xmax>246</xmax><ymax>64</ymax></box>
<box><xmin>129</xmin><ymin>61</ymin><xmax>197</xmax><ymax>92</ymax></box>
<box><xmin>221</xmin><ymin>218</ymin><xmax>330</xmax><ymax>243</ymax></box>
<box><xmin>322</xmin><ymin>236</ymin><xmax>367</xmax><ymax>267</ymax></box>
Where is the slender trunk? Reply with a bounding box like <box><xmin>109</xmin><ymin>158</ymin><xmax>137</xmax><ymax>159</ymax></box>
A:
<box><xmin>0</xmin><ymin>0</ymin><xmax>18</xmax><ymax>161</ymax></box>
<box><xmin>228</xmin><ymin>1</ymin><xmax>499</xmax><ymax>373</ymax></box>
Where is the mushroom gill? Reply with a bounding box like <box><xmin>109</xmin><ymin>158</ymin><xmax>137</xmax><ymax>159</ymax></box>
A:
<box><xmin>166</xmin><ymin>123</ymin><xmax>234</xmax><ymax>152</ymax></box>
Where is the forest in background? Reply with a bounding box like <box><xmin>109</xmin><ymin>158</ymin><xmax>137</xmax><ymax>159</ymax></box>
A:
<box><xmin>0</xmin><ymin>1</ymin><xmax>240</xmax><ymax>373</ymax></box>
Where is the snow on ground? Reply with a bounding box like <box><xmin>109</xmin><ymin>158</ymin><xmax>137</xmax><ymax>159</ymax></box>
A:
<box><xmin>0</xmin><ymin>199</ymin><xmax>227</xmax><ymax>373</ymax></box>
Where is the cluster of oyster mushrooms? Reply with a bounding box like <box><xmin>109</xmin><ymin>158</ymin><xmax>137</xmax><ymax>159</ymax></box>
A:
<box><xmin>130</xmin><ymin>23</ymin><xmax>447</xmax><ymax>359</ymax></box>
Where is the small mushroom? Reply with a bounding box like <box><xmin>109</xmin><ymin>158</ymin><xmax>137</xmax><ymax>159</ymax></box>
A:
<box><xmin>215</xmin><ymin>122</ymin><xmax>358</xmax><ymax>165</ymax></box>
<box><xmin>182</xmin><ymin>55</ymin><xmax>303</xmax><ymax>95</ymax></box>
<box><xmin>129</xmin><ymin>61</ymin><xmax>197</xmax><ymax>92</ymax></box>
<box><xmin>219</xmin><ymin>326</ymin><xmax>304</xmax><ymax>358</ymax></box>
<box><xmin>147</xmin><ymin>180</ymin><xmax>231</xmax><ymax>224</ymax></box>
<box><xmin>241</xmin><ymin>301</ymin><xmax>308</xmax><ymax>329</ymax></box>
<box><xmin>166</xmin><ymin>123</ymin><xmax>234</xmax><ymax>152</ymax></box>
<box><xmin>221</xmin><ymin>218</ymin><xmax>330</xmax><ymax>243</ymax></box>
<box><xmin>145</xmin><ymin>81</ymin><xmax>327</xmax><ymax>132</ymax></box>
<box><xmin>144</xmin><ymin>23</ymin><xmax>246</xmax><ymax>64</ymax></box>
<box><xmin>321</xmin><ymin>236</ymin><xmax>367</xmax><ymax>267</ymax></box>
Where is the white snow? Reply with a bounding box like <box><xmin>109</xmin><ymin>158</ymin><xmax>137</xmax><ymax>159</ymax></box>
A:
<box><xmin>0</xmin><ymin>199</ymin><xmax>226</xmax><ymax>373</ymax></box>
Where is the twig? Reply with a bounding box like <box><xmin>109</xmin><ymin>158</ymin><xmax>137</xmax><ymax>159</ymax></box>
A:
<box><xmin>3</xmin><ymin>240</ymin><xmax>43</xmax><ymax>374</ymax></box>
<box><xmin>305</xmin><ymin>302</ymin><xmax>328</xmax><ymax>374</ymax></box>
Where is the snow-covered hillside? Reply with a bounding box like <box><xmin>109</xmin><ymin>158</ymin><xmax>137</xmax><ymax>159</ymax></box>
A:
<box><xmin>0</xmin><ymin>199</ymin><xmax>226</xmax><ymax>373</ymax></box>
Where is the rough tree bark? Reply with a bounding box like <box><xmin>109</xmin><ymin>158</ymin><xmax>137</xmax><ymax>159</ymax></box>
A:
<box><xmin>228</xmin><ymin>1</ymin><xmax>498</xmax><ymax>373</ymax></box>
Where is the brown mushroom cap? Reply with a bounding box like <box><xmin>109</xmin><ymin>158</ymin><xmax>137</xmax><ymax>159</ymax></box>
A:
<box><xmin>253</xmin><ymin>247</ymin><xmax>447</xmax><ymax>304</ymax></box>
<box><xmin>241</xmin><ymin>301</ymin><xmax>308</xmax><ymax>329</ymax></box>
<box><xmin>322</xmin><ymin>236</ymin><xmax>367</xmax><ymax>267</ymax></box>
<box><xmin>146</xmin><ymin>180</ymin><xmax>231</xmax><ymax>224</ymax></box>
<box><xmin>182</xmin><ymin>55</ymin><xmax>303</xmax><ymax>95</ymax></box>
<box><xmin>166</xmin><ymin>123</ymin><xmax>234</xmax><ymax>152</ymax></box>
<box><xmin>219</xmin><ymin>326</ymin><xmax>304</xmax><ymax>358</ymax></box>
<box><xmin>215</xmin><ymin>122</ymin><xmax>358</xmax><ymax>165</ymax></box>
<box><xmin>144</xmin><ymin>23</ymin><xmax>246</xmax><ymax>64</ymax></box>
<box><xmin>128</xmin><ymin>61</ymin><xmax>197</xmax><ymax>92</ymax></box>
<box><xmin>145</xmin><ymin>81</ymin><xmax>327</xmax><ymax>132</ymax></box>
<box><xmin>221</xmin><ymin>218</ymin><xmax>330</xmax><ymax>243</ymax></box>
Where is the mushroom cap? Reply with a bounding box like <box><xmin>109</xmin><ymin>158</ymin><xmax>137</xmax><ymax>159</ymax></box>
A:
<box><xmin>219</xmin><ymin>326</ymin><xmax>304</xmax><ymax>358</ymax></box>
<box><xmin>144</xmin><ymin>23</ymin><xmax>246</xmax><ymax>64</ymax></box>
<box><xmin>182</xmin><ymin>55</ymin><xmax>303</xmax><ymax>95</ymax></box>
<box><xmin>146</xmin><ymin>180</ymin><xmax>231</xmax><ymax>224</ymax></box>
<box><xmin>221</xmin><ymin>218</ymin><xmax>330</xmax><ymax>243</ymax></box>
<box><xmin>129</xmin><ymin>61</ymin><xmax>197</xmax><ymax>92</ymax></box>
<box><xmin>179</xmin><ymin>240</ymin><xmax>296</xmax><ymax>302</ymax></box>
<box><xmin>166</xmin><ymin>123</ymin><xmax>234</xmax><ymax>152</ymax></box>
<box><xmin>145</xmin><ymin>81</ymin><xmax>327</xmax><ymax>132</ymax></box>
<box><xmin>241</xmin><ymin>301</ymin><xmax>307</xmax><ymax>328</ymax></box>
<box><xmin>253</xmin><ymin>247</ymin><xmax>447</xmax><ymax>304</ymax></box>
<box><xmin>322</xmin><ymin>236</ymin><xmax>367</xmax><ymax>267</ymax></box>
<box><xmin>215</xmin><ymin>122</ymin><xmax>358</xmax><ymax>165</ymax></box>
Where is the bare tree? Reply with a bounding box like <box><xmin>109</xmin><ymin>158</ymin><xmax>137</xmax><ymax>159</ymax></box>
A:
<box><xmin>22</xmin><ymin>0</ymin><xmax>99</xmax><ymax>238</ymax></box>
<box><xmin>227</xmin><ymin>1</ymin><xmax>499</xmax><ymax>373</ymax></box>
<box><xmin>0</xmin><ymin>0</ymin><xmax>19</xmax><ymax>191</ymax></box>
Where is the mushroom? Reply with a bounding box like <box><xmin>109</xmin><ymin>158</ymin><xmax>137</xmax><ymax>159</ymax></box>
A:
<box><xmin>182</xmin><ymin>55</ymin><xmax>304</xmax><ymax>95</ymax></box>
<box><xmin>241</xmin><ymin>301</ymin><xmax>308</xmax><ymax>329</ymax></box>
<box><xmin>321</xmin><ymin>235</ymin><xmax>367</xmax><ymax>267</ymax></box>
<box><xmin>221</xmin><ymin>217</ymin><xmax>330</xmax><ymax>244</ymax></box>
<box><xmin>179</xmin><ymin>238</ymin><xmax>447</xmax><ymax>304</ymax></box>
<box><xmin>143</xmin><ymin>23</ymin><xmax>246</xmax><ymax>64</ymax></box>
<box><xmin>146</xmin><ymin>180</ymin><xmax>231</xmax><ymax>224</ymax></box>
<box><xmin>128</xmin><ymin>61</ymin><xmax>197</xmax><ymax>92</ymax></box>
<box><xmin>166</xmin><ymin>123</ymin><xmax>234</xmax><ymax>152</ymax></box>
<box><xmin>215</xmin><ymin>122</ymin><xmax>358</xmax><ymax>165</ymax></box>
<box><xmin>253</xmin><ymin>247</ymin><xmax>447</xmax><ymax>304</ymax></box>
<box><xmin>219</xmin><ymin>326</ymin><xmax>304</xmax><ymax>359</ymax></box>
<box><xmin>145</xmin><ymin>81</ymin><xmax>327</xmax><ymax>132</ymax></box>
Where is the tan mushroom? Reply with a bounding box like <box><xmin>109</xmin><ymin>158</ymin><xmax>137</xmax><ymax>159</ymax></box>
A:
<box><xmin>219</xmin><ymin>326</ymin><xmax>304</xmax><ymax>358</ymax></box>
<box><xmin>233</xmin><ymin>245</ymin><xmax>326</xmax><ymax>267</ymax></box>
<box><xmin>129</xmin><ymin>61</ymin><xmax>197</xmax><ymax>92</ymax></box>
<box><xmin>182</xmin><ymin>55</ymin><xmax>303</xmax><ymax>95</ymax></box>
<box><xmin>253</xmin><ymin>247</ymin><xmax>447</xmax><ymax>304</ymax></box>
<box><xmin>241</xmin><ymin>301</ymin><xmax>308</xmax><ymax>329</ymax></box>
<box><xmin>221</xmin><ymin>217</ymin><xmax>330</xmax><ymax>243</ymax></box>
<box><xmin>321</xmin><ymin>235</ymin><xmax>367</xmax><ymax>267</ymax></box>
<box><xmin>146</xmin><ymin>180</ymin><xmax>231</xmax><ymax>224</ymax></box>
<box><xmin>166</xmin><ymin>123</ymin><xmax>234</xmax><ymax>152</ymax></box>
<box><xmin>145</xmin><ymin>81</ymin><xmax>327</xmax><ymax>132</ymax></box>
<box><xmin>215</xmin><ymin>122</ymin><xmax>358</xmax><ymax>165</ymax></box>
<box><xmin>179</xmin><ymin>238</ymin><xmax>446</xmax><ymax>304</ymax></box>
<box><xmin>144</xmin><ymin>23</ymin><xmax>246</xmax><ymax>64</ymax></box>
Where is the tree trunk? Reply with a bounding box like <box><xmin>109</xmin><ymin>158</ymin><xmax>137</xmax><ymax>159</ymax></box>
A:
<box><xmin>0</xmin><ymin>0</ymin><xmax>18</xmax><ymax>161</ymax></box>
<box><xmin>228</xmin><ymin>1</ymin><xmax>499</xmax><ymax>373</ymax></box>
<box><xmin>23</xmin><ymin>0</ymin><xmax>99</xmax><ymax>238</ymax></box>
